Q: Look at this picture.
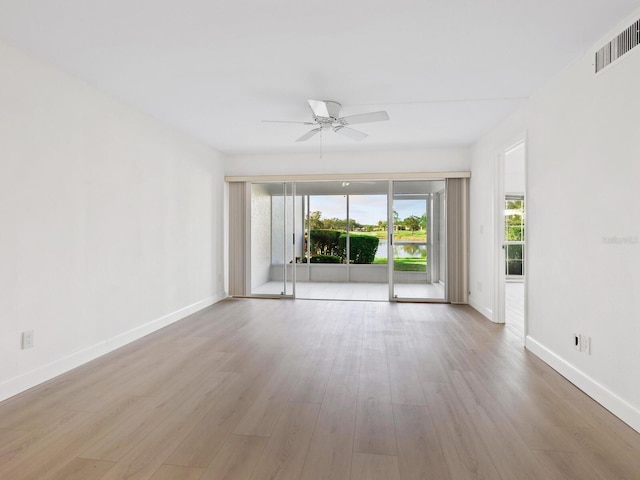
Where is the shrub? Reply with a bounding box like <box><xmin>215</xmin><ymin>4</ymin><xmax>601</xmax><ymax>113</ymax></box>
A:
<box><xmin>308</xmin><ymin>254</ymin><xmax>342</xmax><ymax>263</ymax></box>
<box><xmin>309</xmin><ymin>230</ymin><xmax>342</xmax><ymax>257</ymax></box>
<box><xmin>338</xmin><ymin>233</ymin><xmax>379</xmax><ymax>264</ymax></box>
<box><xmin>308</xmin><ymin>230</ymin><xmax>379</xmax><ymax>264</ymax></box>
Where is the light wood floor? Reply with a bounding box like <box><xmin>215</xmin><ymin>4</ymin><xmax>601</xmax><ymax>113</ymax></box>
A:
<box><xmin>1</xmin><ymin>299</ymin><xmax>639</xmax><ymax>480</ymax></box>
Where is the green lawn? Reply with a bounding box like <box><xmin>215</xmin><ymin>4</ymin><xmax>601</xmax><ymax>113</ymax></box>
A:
<box><xmin>373</xmin><ymin>257</ymin><xmax>426</xmax><ymax>271</ymax></box>
<box><xmin>362</xmin><ymin>230</ymin><xmax>427</xmax><ymax>242</ymax></box>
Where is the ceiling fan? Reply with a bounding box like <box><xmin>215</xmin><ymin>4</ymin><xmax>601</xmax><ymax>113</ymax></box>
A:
<box><xmin>263</xmin><ymin>99</ymin><xmax>390</xmax><ymax>142</ymax></box>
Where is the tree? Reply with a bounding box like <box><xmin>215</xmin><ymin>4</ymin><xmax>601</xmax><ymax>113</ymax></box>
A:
<box><xmin>309</xmin><ymin>211</ymin><xmax>324</xmax><ymax>229</ymax></box>
<box><xmin>377</xmin><ymin>220</ymin><xmax>387</xmax><ymax>231</ymax></box>
<box><xmin>348</xmin><ymin>218</ymin><xmax>361</xmax><ymax>231</ymax></box>
<box><xmin>393</xmin><ymin>210</ymin><xmax>404</xmax><ymax>230</ymax></box>
<box><xmin>505</xmin><ymin>200</ymin><xmax>524</xmax><ymax>241</ymax></box>
<box><xmin>404</xmin><ymin>215</ymin><xmax>421</xmax><ymax>232</ymax></box>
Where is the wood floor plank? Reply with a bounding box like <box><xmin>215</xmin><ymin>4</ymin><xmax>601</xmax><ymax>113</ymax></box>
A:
<box><xmin>330</xmin><ymin>311</ymin><xmax>364</xmax><ymax>377</ymax></box>
<box><xmin>200</xmin><ymin>434</ymin><xmax>267</xmax><ymax>480</ymax></box>
<box><xmin>385</xmin><ymin>331</ymin><xmax>427</xmax><ymax>406</ymax></box>
<box><xmin>387</xmin><ymin>357</ymin><xmax>427</xmax><ymax>406</ymax></box>
<box><xmin>563</xmin><ymin>426</ymin><xmax>640</xmax><ymax>480</ymax></box>
<box><xmin>80</xmin><ymin>371</ymin><xmax>232</xmax><ymax>462</ymax></box>
<box><xmin>570</xmin><ymin>394</ymin><xmax>640</xmax><ymax>452</ymax></box>
<box><xmin>45</xmin><ymin>458</ymin><xmax>116</xmax><ymax>480</ymax></box>
<box><xmin>532</xmin><ymin>449</ymin><xmax>606</xmax><ymax>480</ymax></box>
<box><xmin>164</xmin><ymin>372</ymin><xmax>263</xmax><ymax>468</ymax></box>
<box><xmin>0</xmin><ymin>397</ymin><xmax>139</xmax><ymax>480</ymax></box>
<box><xmin>0</xmin><ymin>428</ymin><xmax>29</xmax><ymax>464</ymax></box>
<box><xmin>60</xmin><ymin>340</ymin><xmax>186</xmax><ymax>414</ymax></box>
<box><xmin>393</xmin><ymin>403</ymin><xmax>451</xmax><ymax>480</ymax></box>
<box><xmin>411</xmin><ymin>337</ymin><xmax>453</xmax><ymax>384</ymax></box>
<box><xmin>149</xmin><ymin>464</ymin><xmax>205</xmax><ymax>480</ymax></box>
<box><xmin>358</xmin><ymin>340</ymin><xmax>392</xmax><ymax>403</ymax></box>
<box><xmin>449</xmin><ymin>371</ymin><xmax>548</xmax><ymax>480</ymax></box>
<box><xmin>288</xmin><ymin>334</ymin><xmax>341</xmax><ymax>404</ymax></box>
<box><xmin>249</xmin><ymin>402</ymin><xmax>320</xmax><ymax>480</ymax></box>
<box><xmin>353</xmin><ymin>399</ymin><xmax>396</xmax><ymax>456</ymax></box>
<box><xmin>354</xmin><ymin>330</ymin><xmax>396</xmax><ymax>456</ymax></box>
<box><xmin>95</xmin><ymin>371</ymin><xmax>238</xmax><ymax>480</ymax></box>
<box><xmin>510</xmin><ymin>422</ymin><xmax>580</xmax><ymax>454</ymax></box>
<box><xmin>350</xmin><ymin>453</ymin><xmax>400</xmax><ymax>480</ymax></box>
<box><xmin>422</xmin><ymin>381</ymin><xmax>502</xmax><ymax>480</ymax></box>
<box><xmin>300</xmin><ymin>374</ymin><xmax>358</xmax><ymax>480</ymax></box>
<box><xmin>0</xmin><ymin>396</ymin><xmax>70</xmax><ymax>432</ymax></box>
<box><xmin>233</xmin><ymin>353</ymin><xmax>307</xmax><ymax>437</ymax></box>
<box><xmin>0</xmin><ymin>412</ymin><xmax>81</xmax><ymax>469</ymax></box>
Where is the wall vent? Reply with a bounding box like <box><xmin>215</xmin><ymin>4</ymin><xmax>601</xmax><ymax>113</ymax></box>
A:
<box><xmin>595</xmin><ymin>19</ymin><xmax>640</xmax><ymax>72</ymax></box>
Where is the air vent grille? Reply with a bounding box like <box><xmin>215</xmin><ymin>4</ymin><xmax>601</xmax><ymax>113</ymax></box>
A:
<box><xmin>595</xmin><ymin>19</ymin><xmax>640</xmax><ymax>73</ymax></box>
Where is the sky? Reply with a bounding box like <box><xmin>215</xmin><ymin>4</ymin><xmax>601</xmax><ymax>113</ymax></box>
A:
<box><xmin>309</xmin><ymin>195</ymin><xmax>426</xmax><ymax>226</ymax></box>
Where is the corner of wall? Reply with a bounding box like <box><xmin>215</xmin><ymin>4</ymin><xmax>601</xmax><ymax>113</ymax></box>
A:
<box><xmin>526</xmin><ymin>336</ymin><xmax>640</xmax><ymax>433</ymax></box>
<box><xmin>0</xmin><ymin>295</ymin><xmax>224</xmax><ymax>403</ymax></box>
<box><xmin>469</xmin><ymin>295</ymin><xmax>493</xmax><ymax>322</ymax></box>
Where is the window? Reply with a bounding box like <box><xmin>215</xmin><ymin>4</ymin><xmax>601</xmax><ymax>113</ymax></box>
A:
<box><xmin>505</xmin><ymin>196</ymin><xmax>525</xmax><ymax>277</ymax></box>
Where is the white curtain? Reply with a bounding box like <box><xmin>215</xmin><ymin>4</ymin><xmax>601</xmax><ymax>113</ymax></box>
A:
<box><xmin>446</xmin><ymin>178</ymin><xmax>469</xmax><ymax>304</ymax></box>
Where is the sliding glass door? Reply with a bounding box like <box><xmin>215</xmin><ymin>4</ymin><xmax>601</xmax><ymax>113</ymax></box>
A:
<box><xmin>244</xmin><ymin>179</ymin><xmax>450</xmax><ymax>302</ymax></box>
<box><xmin>250</xmin><ymin>182</ymin><xmax>298</xmax><ymax>297</ymax></box>
<box><xmin>389</xmin><ymin>180</ymin><xmax>446</xmax><ymax>301</ymax></box>
<box><xmin>296</xmin><ymin>181</ymin><xmax>389</xmax><ymax>301</ymax></box>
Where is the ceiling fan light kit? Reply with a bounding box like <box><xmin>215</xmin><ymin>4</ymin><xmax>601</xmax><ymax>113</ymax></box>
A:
<box><xmin>263</xmin><ymin>99</ymin><xmax>390</xmax><ymax>142</ymax></box>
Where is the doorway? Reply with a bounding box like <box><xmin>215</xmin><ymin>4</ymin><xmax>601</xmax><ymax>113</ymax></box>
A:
<box><xmin>499</xmin><ymin>142</ymin><xmax>526</xmax><ymax>334</ymax></box>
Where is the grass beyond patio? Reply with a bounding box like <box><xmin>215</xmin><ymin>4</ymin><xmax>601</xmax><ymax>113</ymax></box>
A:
<box><xmin>374</xmin><ymin>257</ymin><xmax>426</xmax><ymax>271</ymax></box>
<box><xmin>365</xmin><ymin>230</ymin><xmax>427</xmax><ymax>242</ymax></box>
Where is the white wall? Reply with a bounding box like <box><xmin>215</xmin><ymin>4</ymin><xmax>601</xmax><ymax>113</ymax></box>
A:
<box><xmin>0</xmin><ymin>41</ymin><xmax>226</xmax><ymax>401</ymax></box>
<box><xmin>225</xmin><ymin>148</ymin><xmax>470</xmax><ymax>177</ymax></box>
<box><xmin>469</xmin><ymin>9</ymin><xmax>640</xmax><ymax>432</ymax></box>
<box><xmin>250</xmin><ymin>184</ymin><xmax>272</xmax><ymax>289</ymax></box>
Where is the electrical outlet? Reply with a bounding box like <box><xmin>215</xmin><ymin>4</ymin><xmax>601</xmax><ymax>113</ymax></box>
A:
<box><xmin>573</xmin><ymin>333</ymin><xmax>581</xmax><ymax>351</ymax></box>
<box><xmin>582</xmin><ymin>336</ymin><xmax>591</xmax><ymax>355</ymax></box>
<box><xmin>22</xmin><ymin>330</ymin><xmax>34</xmax><ymax>349</ymax></box>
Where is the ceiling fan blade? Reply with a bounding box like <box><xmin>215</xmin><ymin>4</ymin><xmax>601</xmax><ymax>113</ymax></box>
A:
<box><xmin>307</xmin><ymin>99</ymin><xmax>330</xmax><ymax>118</ymax></box>
<box><xmin>262</xmin><ymin>120</ymin><xmax>316</xmax><ymax>125</ymax></box>
<box><xmin>295</xmin><ymin>127</ymin><xmax>322</xmax><ymax>142</ymax></box>
<box><xmin>340</xmin><ymin>111</ymin><xmax>389</xmax><ymax>125</ymax></box>
<box><xmin>334</xmin><ymin>126</ymin><xmax>367</xmax><ymax>141</ymax></box>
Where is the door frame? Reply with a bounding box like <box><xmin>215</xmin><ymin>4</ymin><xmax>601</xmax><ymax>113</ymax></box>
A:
<box><xmin>494</xmin><ymin>138</ymin><xmax>528</xmax><ymax>337</ymax></box>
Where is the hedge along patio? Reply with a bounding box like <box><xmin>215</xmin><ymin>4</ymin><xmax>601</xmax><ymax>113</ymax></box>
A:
<box><xmin>303</xmin><ymin>229</ymin><xmax>381</xmax><ymax>264</ymax></box>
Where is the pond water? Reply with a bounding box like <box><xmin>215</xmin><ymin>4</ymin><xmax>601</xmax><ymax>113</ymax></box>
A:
<box><xmin>376</xmin><ymin>240</ymin><xmax>426</xmax><ymax>258</ymax></box>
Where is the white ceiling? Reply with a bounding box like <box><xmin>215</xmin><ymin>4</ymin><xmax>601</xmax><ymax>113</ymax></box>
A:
<box><xmin>0</xmin><ymin>0</ymin><xmax>638</xmax><ymax>154</ymax></box>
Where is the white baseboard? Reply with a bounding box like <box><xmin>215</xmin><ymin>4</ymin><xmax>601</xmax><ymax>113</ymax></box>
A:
<box><xmin>526</xmin><ymin>335</ymin><xmax>640</xmax><ymax>434</ymax></box>
<box><xmin>469</xmin><ymin>295</ymin><xmax>493</xmax><ymax>321</ymax></box>
<box><xmin>0</xmin><ymin>294</ymin><xmax>223</xmax><ymax>403</ymax></box>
